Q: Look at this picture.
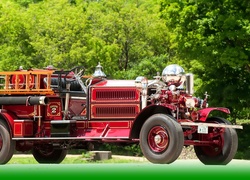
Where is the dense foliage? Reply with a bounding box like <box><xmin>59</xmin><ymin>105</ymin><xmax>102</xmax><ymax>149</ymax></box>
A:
<box><xmin>160</xmin><ymin>0</ymin><xmax>250</xmax><ymax>120</ymax></box>
<box><xmin>0</xmin><ymin>0</ymin><xmax>249</xmax><ymax>118</ymax></box>
<box><xmin>0</xmin><ymin>0</ymin><xmax>169</xmax><ymax>78</ymax></box>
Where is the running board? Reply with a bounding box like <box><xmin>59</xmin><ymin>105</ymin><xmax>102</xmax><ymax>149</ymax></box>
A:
<box><xmin>180</xmin><ymin>122</ymin><xmax>243</xmax><ymax>129</ymax></box>
<box><xmin>12</xmin><ymin>136</ymin><xmax>132</xmax><ymax>140</ymax></box>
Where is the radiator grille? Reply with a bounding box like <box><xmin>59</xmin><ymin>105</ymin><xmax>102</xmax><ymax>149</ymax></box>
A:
<box><xmin>93</xmin><ymin>89</ymin><xmax>138</xmax><ymax>101</ymax></box>
<box><xmin>92</xmin><ymin>105</ymin><xmax>139</xmax><ymax>118</ymax></box>
<box><xmin>96</xmin><ymin>107</ymin><xmax>135</xmax><ymax>116</ymax></box>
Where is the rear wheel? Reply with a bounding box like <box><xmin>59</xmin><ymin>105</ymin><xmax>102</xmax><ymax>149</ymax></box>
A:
<box><xmin>32</xmin><ymin>145</ymin><xmax>67</xmax><ymax>164</ymax></box>
<box><xmin>0</xmin><ymin>121</ymin><xmax>15</xmax><ymax>164</ymax></box>
<box><xmin>194</xmin><ymin>117</ymin><xmax>238</xmax><ymax>165</ymax></box>
<box><xmin>140</xmin><ymin>114</ymin><xmax>184</xmax><ymax>164</ymax></box>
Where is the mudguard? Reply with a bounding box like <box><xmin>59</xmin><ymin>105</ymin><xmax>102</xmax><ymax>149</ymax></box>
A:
<box><xmin>197</xmin><ymin>107</ymin><xmax>230</xmax><ymax>121</ymax></box>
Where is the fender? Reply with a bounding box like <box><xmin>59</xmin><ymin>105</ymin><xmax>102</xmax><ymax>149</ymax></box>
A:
<box><xmin>130</xmin><ymin>104</ymin><xmax>173</xmax><ymax>139</ymax></box>
<box><xmin>197</xmin><ymin>107</ymin><xmax>230</xmax><ymax>121</ymax></box>
<box><xmin>0</xmin><ymin>109</ymin><xmax>17</xmax><ymax>136</ymax></box>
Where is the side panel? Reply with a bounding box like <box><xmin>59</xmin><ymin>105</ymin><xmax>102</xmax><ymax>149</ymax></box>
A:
<box><xmin>13</xmin><ymin>120</ymin><xmax>33</xmax><ymax>137</ymax></box>
<box><xmin>3</xmin><ymin>105</ymin><xmax>44</xmax><ymax>119</ymax></box>
<box><xmin>76</xmin><ymin>120</ymin><xmax>133</xmax><ymax>138</ymax></box>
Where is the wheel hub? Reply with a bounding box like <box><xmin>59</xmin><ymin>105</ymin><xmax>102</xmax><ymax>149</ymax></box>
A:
<box><xmin>148</xmin><ymin>126</ymin><xmax>169</xmax><ymax>153</ymax></box>
<box><xmin>154</xmin><ymin>135</ymin><xmax>162</xmax><ymax>144</ymax></box>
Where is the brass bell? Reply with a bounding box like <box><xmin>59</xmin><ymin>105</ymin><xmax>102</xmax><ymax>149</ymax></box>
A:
<box><xmin>92</xmin><ymin>62</ymin><xmax>106</xmax><ymax>78</ymax></box>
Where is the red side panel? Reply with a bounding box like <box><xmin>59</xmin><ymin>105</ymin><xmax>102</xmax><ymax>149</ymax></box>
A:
<box><xmin>76</xmin><ymin>121</ymin><xmax>132</xmax><ymax>138</ymax></box>
<box><xmin>13</xmin><ymin>120</ymin><xmax>33</xmax><ymax>137</ymax></box>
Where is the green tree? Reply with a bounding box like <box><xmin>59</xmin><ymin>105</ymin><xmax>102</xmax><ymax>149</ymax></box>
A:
<box><xmin>160</xmin><ymin>0</ymin><xmax>250</xmax><ymax>118</ymax></box>
<box><xmin>0</xmin><ymin>1</ymin><xmax>34</xmax><ymax>70</ymax></box>
<box><xmin>83</xmin><ymin>0</ymin><xmax>170</xmax><ymax>77</ymax></box>
<box><xmin>0</xmin><ymin>0</ymin><xmax>172</xmax><ymax>79</ymax></box>
<box><xmin>24</xmin><ymin>0</ymin><xmax>90</xmax><ymax>69</ymax></box>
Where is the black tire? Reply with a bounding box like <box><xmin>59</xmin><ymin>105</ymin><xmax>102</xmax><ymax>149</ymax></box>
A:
<box><xmin>32</xmin><ymin>145</ymin><xmax>67</xmax><ymax>164</ymax></box>
<box><xmin>0</xmin><ymin>121</ymin><xmax>15</xmax><ymax>164</ymax></box>
<box><xmin>140</xmin><ymin>114</ymin><xmax>184</xmax><ymax>164</ymax></box>
<box><xmin>194</xmin><ymin>117</ymin><xmax>238</xmax><ymax>165</ymax></box>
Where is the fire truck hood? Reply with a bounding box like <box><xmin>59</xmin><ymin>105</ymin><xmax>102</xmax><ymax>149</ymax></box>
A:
<box><xmin>91</xmin><ymin>79</ymin><xmax>137</xmax><ymax>87</ymax></box>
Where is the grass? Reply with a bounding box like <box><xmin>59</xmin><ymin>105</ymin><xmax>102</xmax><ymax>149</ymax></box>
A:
<box><xmin>7</xmin><ymin>154</ymin><xmax>148</xmax><ymax>164</ymax></box>
<box><xmin>8</xmin><ymin>156</ymin><xmax>39</xmax><ymax>164</ymax></box>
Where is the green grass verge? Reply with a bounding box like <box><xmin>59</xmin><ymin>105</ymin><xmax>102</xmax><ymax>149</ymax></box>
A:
<box><xmin>7</xmin><ymin>155</ymin><xmax>147</xmax><ymax>164</ymax></box>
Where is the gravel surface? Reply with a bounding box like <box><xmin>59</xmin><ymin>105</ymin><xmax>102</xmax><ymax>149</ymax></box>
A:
<box><xmin>112</xmin><ymin>146</ymin><xmax>197</xmax><ymax>161</ymax></box>
<box><xmin>178</xmin><ymin>146</ymin><xmax>197</xmax><ymax>159</ymax></box>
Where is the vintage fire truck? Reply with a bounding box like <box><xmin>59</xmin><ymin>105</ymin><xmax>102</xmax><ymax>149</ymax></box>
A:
<box><xmin>0</xmin><ymin>63</ymin><xmax>242</xmax><ymax>165</ymax></box>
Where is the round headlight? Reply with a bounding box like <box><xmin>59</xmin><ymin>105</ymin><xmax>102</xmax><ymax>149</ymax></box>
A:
<box><xmin>162</xmin><ymin>64</ymin><xmax>185</xmax><ymax>77</ymax></box>
<box><xmin>162</xmin><ymin>64</ymin><xmax>185</xmax><ymax>87</ymax></box>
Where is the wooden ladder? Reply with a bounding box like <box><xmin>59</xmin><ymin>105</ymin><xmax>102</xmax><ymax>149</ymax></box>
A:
<box><xmin>0</xmin><ymin>69</ymin><xmax>54</xmax><ymax>95</ymax></box>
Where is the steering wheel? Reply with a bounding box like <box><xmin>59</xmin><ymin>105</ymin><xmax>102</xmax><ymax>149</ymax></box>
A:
<box><xmin>64</xmin><ymin>66</ymin><xmax>84</xmax><ymax>80</ymax></box>
<box><xmin>64</xmin><ymin>66</ymin><xmax>87</xmax><ymax>93</ymax></box>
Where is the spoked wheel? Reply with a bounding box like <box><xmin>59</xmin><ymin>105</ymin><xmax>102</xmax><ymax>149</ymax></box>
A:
<box><xmin>0</xmin><ymin>121</ymin><xmax>15</xmax><ymax>164</ymax></box>
<box><xmin>140</xmin><ymin>114</ymin><xmax>184</xmax><ymax>164</ymax></box>
<box><xmin>194</xmin><ymin>117</ymin><xmax>238</xmax><ymax>165</ymax></box>
<box><xmin>32</xmin><ymin>145</ymin><xmax>67</xmax><ymax>164</ymax></box>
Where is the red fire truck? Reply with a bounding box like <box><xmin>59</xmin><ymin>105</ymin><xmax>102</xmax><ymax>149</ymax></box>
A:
<box><xmin>0</xmin><ymin>63</ymin><xmax>242</xmax><ymax>165</ymax></box>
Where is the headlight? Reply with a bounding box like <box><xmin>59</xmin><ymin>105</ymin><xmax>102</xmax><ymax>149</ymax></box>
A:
<box><xmin>135</xmin><ymin>76</ymin><xmax>148</xmax><ymax>89</ymax></box>
<box><xmin>162</xmin><ymin>64</ymin><xmax>186</xmax><ymax>87</ymax></box>
<box><xmin>169</xmin><ymin>84</ymin><xmax>176</xmax><ymax>91</ymax></box>
<box><xmin>185</xmin><ymin>98</ymin><xmax>196</xmax><ymax>108</ymax></box>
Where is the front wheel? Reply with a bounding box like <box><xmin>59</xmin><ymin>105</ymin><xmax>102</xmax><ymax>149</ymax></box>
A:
<box><xmin>194</xmin><ymin>117</ymin><xmax>238</xmax><ymax>165</ymax></box>
<box><xmin>140</xmin><ymin>114</ymin><xmax>184</xmax><ymax>164</ymax></box>
<box><xmin>32</xmin><ymin>145</ymin><xmax>67</xmax><ymax>164</ymax></box>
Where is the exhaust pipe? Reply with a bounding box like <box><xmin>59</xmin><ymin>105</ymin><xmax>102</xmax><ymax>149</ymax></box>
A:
<box><xmin>186</xmin><ymin>73</ymin><xmax>194</xmax><ymax>95</ymax></box>
<box><xmin>0</xmin><ymin>96</ymin><xmax>49</xmax><ymax>105</ymax></box>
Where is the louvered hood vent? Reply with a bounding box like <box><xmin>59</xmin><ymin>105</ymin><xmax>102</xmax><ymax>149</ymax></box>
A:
<box><xmin>96</xmin><ymin>90</ymin><xmax>135</xmax><ymax>100</ymax></box>
<box><xmin>95</xmin><ymin>106</ymin><xmax>136</xmax><ymax>117</ymax></box>
<box><xmin>92</xmin><ymin>89</ymin><xmax>139</xmax><ymax>101</ymax></box>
